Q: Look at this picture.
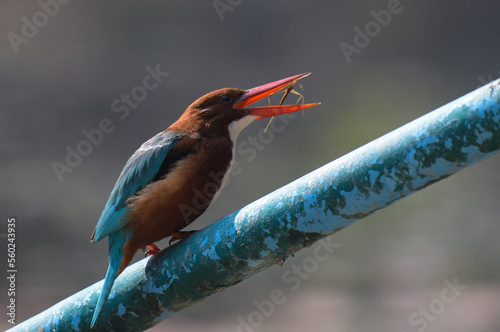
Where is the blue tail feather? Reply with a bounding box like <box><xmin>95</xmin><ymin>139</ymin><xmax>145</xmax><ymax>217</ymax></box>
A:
<box><xmin>90</xmin><ymin>230</ymin><xmax>128</xmax><ymax>328</ymax></box>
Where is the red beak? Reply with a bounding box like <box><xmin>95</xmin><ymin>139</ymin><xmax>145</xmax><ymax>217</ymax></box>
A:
<box><xmin>233</xmin><ymin>73</ymin><xmax>320</xmax><ymax>119</ymax></box>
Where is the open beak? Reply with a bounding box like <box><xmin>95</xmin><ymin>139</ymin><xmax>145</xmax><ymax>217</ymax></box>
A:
<box><xmin>233</xmin><ymin>73</ymin><xmax>320</xmax><ymax>119</ymax></box>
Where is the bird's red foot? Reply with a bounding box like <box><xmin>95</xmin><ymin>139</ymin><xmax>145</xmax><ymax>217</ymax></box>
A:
<box><xmin>169</xmin><ymin>230</ymin><xmax>197</xmax><ymax>246</ymax></box>
<box><xmin>145</xmin><ymin>243</ymin><xmax>162</xmax><ymax>256</ymax></box>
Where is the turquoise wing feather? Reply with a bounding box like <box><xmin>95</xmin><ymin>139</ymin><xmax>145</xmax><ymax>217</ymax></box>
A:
<box><xmin>91</xmin><ymin>131</ymin><xmax>186</xmax><ymax>242</ymax></box>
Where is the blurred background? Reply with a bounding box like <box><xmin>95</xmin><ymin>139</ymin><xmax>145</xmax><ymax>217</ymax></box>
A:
<box><xmin>1</xmin><ymin>1</ymin><xmax>500</xmax><ymax>331</ymax></box>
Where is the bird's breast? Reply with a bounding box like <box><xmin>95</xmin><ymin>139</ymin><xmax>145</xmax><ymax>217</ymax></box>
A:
<box><xmin>127</xmin><ymin>136</ymin><xmax>234</xmax><ymax>245</ymax></box>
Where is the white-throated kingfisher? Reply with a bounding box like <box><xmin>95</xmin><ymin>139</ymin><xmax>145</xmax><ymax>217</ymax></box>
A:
<box><xmin>89</xmin><ymin>73</ymin><xmax>320</xmax><ymax>328</ymax></box>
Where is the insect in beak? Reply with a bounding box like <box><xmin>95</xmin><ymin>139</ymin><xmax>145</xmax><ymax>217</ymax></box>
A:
<box><xmin>264</xmin><ymin>79</ymin><xmax>305</xmax><ymax>133</ymax></box>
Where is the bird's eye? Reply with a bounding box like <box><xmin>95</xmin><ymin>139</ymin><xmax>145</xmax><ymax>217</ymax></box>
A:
<box><xmin>220</xmin><ymin>95</ymin><xmax>232</xmax><ymax>104</ymax></box>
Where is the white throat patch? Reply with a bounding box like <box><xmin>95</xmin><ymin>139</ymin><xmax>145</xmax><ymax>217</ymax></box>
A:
<box><xmin>211</xmin><ymin>115</ymin><xmax>258</xmax><ymax>204</ymax></box>
<box><xmin>228</xmin><ymin>115</ymin><xmax>258</xmax><ymax>144</ymax></box>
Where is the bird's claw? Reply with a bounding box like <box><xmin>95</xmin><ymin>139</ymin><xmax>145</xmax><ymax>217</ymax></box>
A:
<box><xmin>168</xmin><ymin>230</ymin><xmax>197</xmax><ymax>246</ymax></box>
<box><xmin>144</xmin><ymin>243</ymin><xmax>162</xmax><ymax>257</ymax></box>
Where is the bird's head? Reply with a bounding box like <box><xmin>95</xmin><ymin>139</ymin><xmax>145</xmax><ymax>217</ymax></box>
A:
<box><xmin>169</xmin><ymin>73</ymin><xmax>320</xmax><ymax>140</ymax></box>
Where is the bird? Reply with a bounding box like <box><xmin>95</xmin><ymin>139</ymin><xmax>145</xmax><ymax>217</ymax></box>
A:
<box><xmin>89</xmin><ymin>73</ymin><xmax>320</xmax><ymax>328</ymax></box>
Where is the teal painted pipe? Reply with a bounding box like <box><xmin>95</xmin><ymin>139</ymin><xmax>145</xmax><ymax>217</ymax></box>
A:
<box><xmin>11</xmin><ymin>80</ymin><xmax>500</xmax><ymax>331</ymax></box>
